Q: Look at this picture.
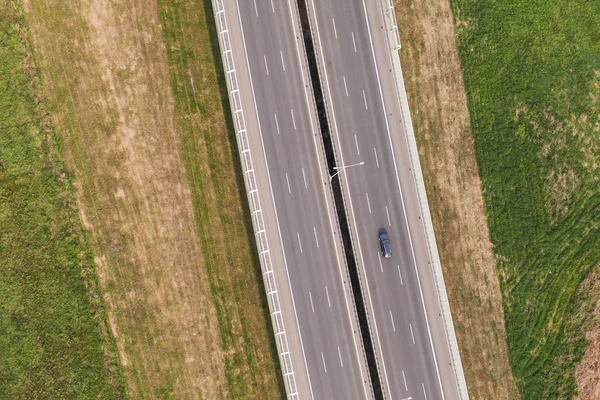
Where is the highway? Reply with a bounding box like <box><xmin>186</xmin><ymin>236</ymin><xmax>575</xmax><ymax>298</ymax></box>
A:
<box><xmin>222</xmin><ymin>0</ymin><xmax>372</xmax><ymax>398</ymax></box>
<box><xmin>306</xmin><ymin>0</ymin><xmax>464</xmax><ymax>399</ymax></box>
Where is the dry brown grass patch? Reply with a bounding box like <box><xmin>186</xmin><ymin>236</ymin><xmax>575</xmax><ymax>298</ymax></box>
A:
<box><xmin>395</xmin><ymin>0</ymin><xmax>520</xmax><ymax>398</ymax></box>
<box><xmin>576</xmin><ymin>264</ymin><xmax>600</xmax><ymax>400</ymax></box>
<box><xmin>22</xmin><ymin>0</ymin><xmax>227</xmax><ymax>398</ymax></box>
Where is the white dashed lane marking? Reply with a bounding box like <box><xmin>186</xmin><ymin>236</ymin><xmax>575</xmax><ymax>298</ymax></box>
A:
<box><xmin>263</xmin><ymin>55</ymin><xmax>269</xmax><ymax>75</ymax></box>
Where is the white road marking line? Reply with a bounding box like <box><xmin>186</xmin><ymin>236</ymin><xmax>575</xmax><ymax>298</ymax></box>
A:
<box><xmin>366</xmin><ymin>192</ymin><xmax>372</xmax><ymax>213</ymax></box>
<box><xmin>253</xmin><ymin>0</ymin><xmax>258</xmax><ymax>16</ymax></box>
<box><xmin>325</xmin><ymin>286</ymin><xmax>331</xmax><ymax>307</ymax></box>
<box><xmin>390</xmin><ymin>311</ymin><xmax>396</xmax><ymax>332</ymax></box>
<box><xmin>351</xmin><ymin>31</ymin><xmax>357</xmax><ymax>52</ymax></box>
<box><xmin>359</xmin><ymin>0</ymin><xmax>445</xmax><ymax>395</ymax></box>
<box><xmin>291</xmin><ymin>108</ymin><xmax>296</xmax><ymax>130</ymax></box>
<box><xmin>386</xmin><ymin>206</ymin><xmax>391</xmax><ymax>226</ymax></box>
<box><xmin>338</xmin><ymin>346</ymin><xmax>344</xmax><ymax>367</ymax></box>
<box><xmin>286</xmin><ymin>173</ymin><xmax>291</xmax><ymax>193</ymax></box>
<box><xmin>343</xmin><ymin>76</ymin><xmax>349</xmax><ymax>96</ymax></box>
<box><xmin>374</xmin><ymin>147</ymin><xmax>380</xmax><ymax>168</ymax></box>
<box><xmin>397</xmin><ymin>265</ymin><xmax>403</xmax><ymax>285</ymax></box>
<box><xmin>362</xmin><ymin>89</ymin><xmax>368</xmax><ymax>109</ymax></box>
<box><xmin>410</xmin><ymin>323</ymin><xmax>415</xmax><ymax>344</ymax></box>
<box><xmin>321</xmin><ymin>352</ymin><xmax>327</xmax><ymax>373</ymax></box>
<box><xmin>400</xmin><ymin>398</ymin><xmax>413</xmax><ymax>400</ymax></box>
<box><xmin>402</xmin><ymin>370</ymin><xmax>408</xmax><ymax>391</ymax></box>
<box><xmin>354</xmin><ymin>134</ymin><xmax>360</xmax><ymax>155</ymax></box>
<box><xmin>280</xmin><ymin>50</ymin><xmax>286</xmax><ymax>71</ymax></box>
<box><xmin>378</xmin><ymin>252</ymin><xmax>383</xmax><ymax>272</ymax></box>
<box><xmin>270</xmin><ymin>0</ymin><xmax>275</xmax><ymax>13</ymax></box>
<box><xmin>314</xmin><ymin>227</ymin><xmax>319</xmax><ymax>248</ymax></box>
<box><xmin>263</xmin><ymin>55</ymin><xmax>269</xmax><ymax>75</ymax></box>
<box><xmin>309</xmin><ymin>292</ymin><xmax>315</xmax><ymax>313</ymax></box>
<box><xmin>422</xmin><ymin>383</ymin><xmax>428</xmax><ymax>400</ymax></box>
<box><xmin>297</xmin><ymin>232</ymin><xmax>303</xmax><ymax>253</ymax></box>
<box><xmin>274</xmin><ymin>114</ymin><xmax>280</xmax><ymax>135</ymax></box>
<box><xmin>302</xmin><ymin>167</ymin><xmax>307</xmax><ymax>188</ymax></box>
<box><xmin>332</xmin><ymin>18</ymin><xmax>338</xmax><ymax>39</ymax></box>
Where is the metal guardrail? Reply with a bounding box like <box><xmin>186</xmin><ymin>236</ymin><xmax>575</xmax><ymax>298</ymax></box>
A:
<box><xmin>382</xmin><ymin>0</ymin><xmax>401</xmax><ymax>50</ymax></box>
<box><xmin>210</xmin><ymin>1</ymin><xmax>298</xmax><ymax>398</ymax></box>
<box><xmin>376</xmin><ymin>0</ymin><xmax>470</xmax><ymax>398</ymax></box>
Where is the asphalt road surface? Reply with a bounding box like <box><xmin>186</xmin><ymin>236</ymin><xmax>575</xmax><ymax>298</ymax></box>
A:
<box><xmin>307</xmin><ymin>0</ymin><xmax>464</xmax><ymax>399</ymax></box>
<box><xmin>230</xmin><ymin>0</ymin><xmax>372</xmax><ymax>398</ymax></box>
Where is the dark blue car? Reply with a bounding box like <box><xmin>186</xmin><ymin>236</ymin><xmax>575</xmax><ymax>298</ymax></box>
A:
<box><xmin>379</xmin><ymin>232</ymin><xmax>392</xmax><ymax>258</ymax></box>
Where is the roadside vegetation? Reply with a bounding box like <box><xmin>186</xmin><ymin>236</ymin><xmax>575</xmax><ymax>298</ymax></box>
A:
<box><xmin>0</xmin><ymin>3</ymin><xmax>124</xmax><ymax>398</ymax></box>
<box><xmin>157</xmin><ymin>0</ymin><xmax>283</xmax><ymax>397</ymax></box>
<box><xmin>448</xmin><ymin>0</ymin><xmax>600</xmax><ymax>398</ymax></box>
<box><xmin>18</xmin><ymin>0</ymin><xmax>282</xmax><ymax>397</ymax></box>
<box><xmin>395</xmin><ymin>0</ymin><xmax>521</xmax><ymax>397</ymax></box>
<box><xmin>396</xmin><ymin>0</ymin><xmax>520</xmax><ymax>398</ymax></box>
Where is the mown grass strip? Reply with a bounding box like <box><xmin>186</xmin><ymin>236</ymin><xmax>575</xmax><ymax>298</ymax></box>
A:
<box><xmin>0</xmin><ymin>3</ymin><xmax>124</xmax><ymax>398</ymax></box>
<box><xmin>157</xmin><ymin>0</ymin><xmax>284</xmax><ymax>398</ymax></box>
<box><xmin>449</xmin><ymin>0</ymin><xmax>600</xmax><ymax>398</ymax></box>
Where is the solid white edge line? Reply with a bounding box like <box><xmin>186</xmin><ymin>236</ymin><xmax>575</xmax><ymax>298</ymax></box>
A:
<box><xmin>233</xmin><ymin>2</ymin><xmax>315</xmax><ymax>398</ymax></box>
<box><xmin>307</xmin><ymin>0</ymin><xmax>391</xmax><ymax>398</ymax></box>
<box><xmin>359</xmin><ymin>0</ymin><xmax>445</xmax><ymax>397</ymax></box>
<box><xmin>300</xmin><ymin>0</ymin><xmax>372</xmax><ymax>397</ymax></box>
<box><xmin>286</xmin><ymin>0</ymin><xmax>372</xmax><ymax>397</ymax></box>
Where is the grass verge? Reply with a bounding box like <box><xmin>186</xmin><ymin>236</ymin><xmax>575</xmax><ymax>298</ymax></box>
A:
<box><xmin>157</xmin><ymin>0</ymin><xmax>284</xmax><ymax>397</ymax></box>
<box><xmin>448</xmin><ymin>0</ymin><xmax>600</xmax><ymax>397</ymax></box>
<box><xmin>0</xmin><ymin>2</ymin><xmax>124</xmax><ymax>398</ymax></box>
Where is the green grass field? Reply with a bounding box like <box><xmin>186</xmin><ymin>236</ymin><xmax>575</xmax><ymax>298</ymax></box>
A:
<box><xmin>449</xmin><ymin>0</ymin><xmax>600</xmax><ymax>397</ymax></box>
<box><xmin>0</xmin><ymin>5</ymin><xmax>124</xmax><ymax>399</ymax></box>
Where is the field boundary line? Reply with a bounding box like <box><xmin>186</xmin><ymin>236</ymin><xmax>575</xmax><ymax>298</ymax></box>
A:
<box><xmin>209</xmin><ymin>1</ymin><xmax>298</xmax><ymax>398</ymax></box>
<box><xmin>376</xmin><ymin>0</ymin><xmax>470</xmax><ymax>398</ymax></box>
